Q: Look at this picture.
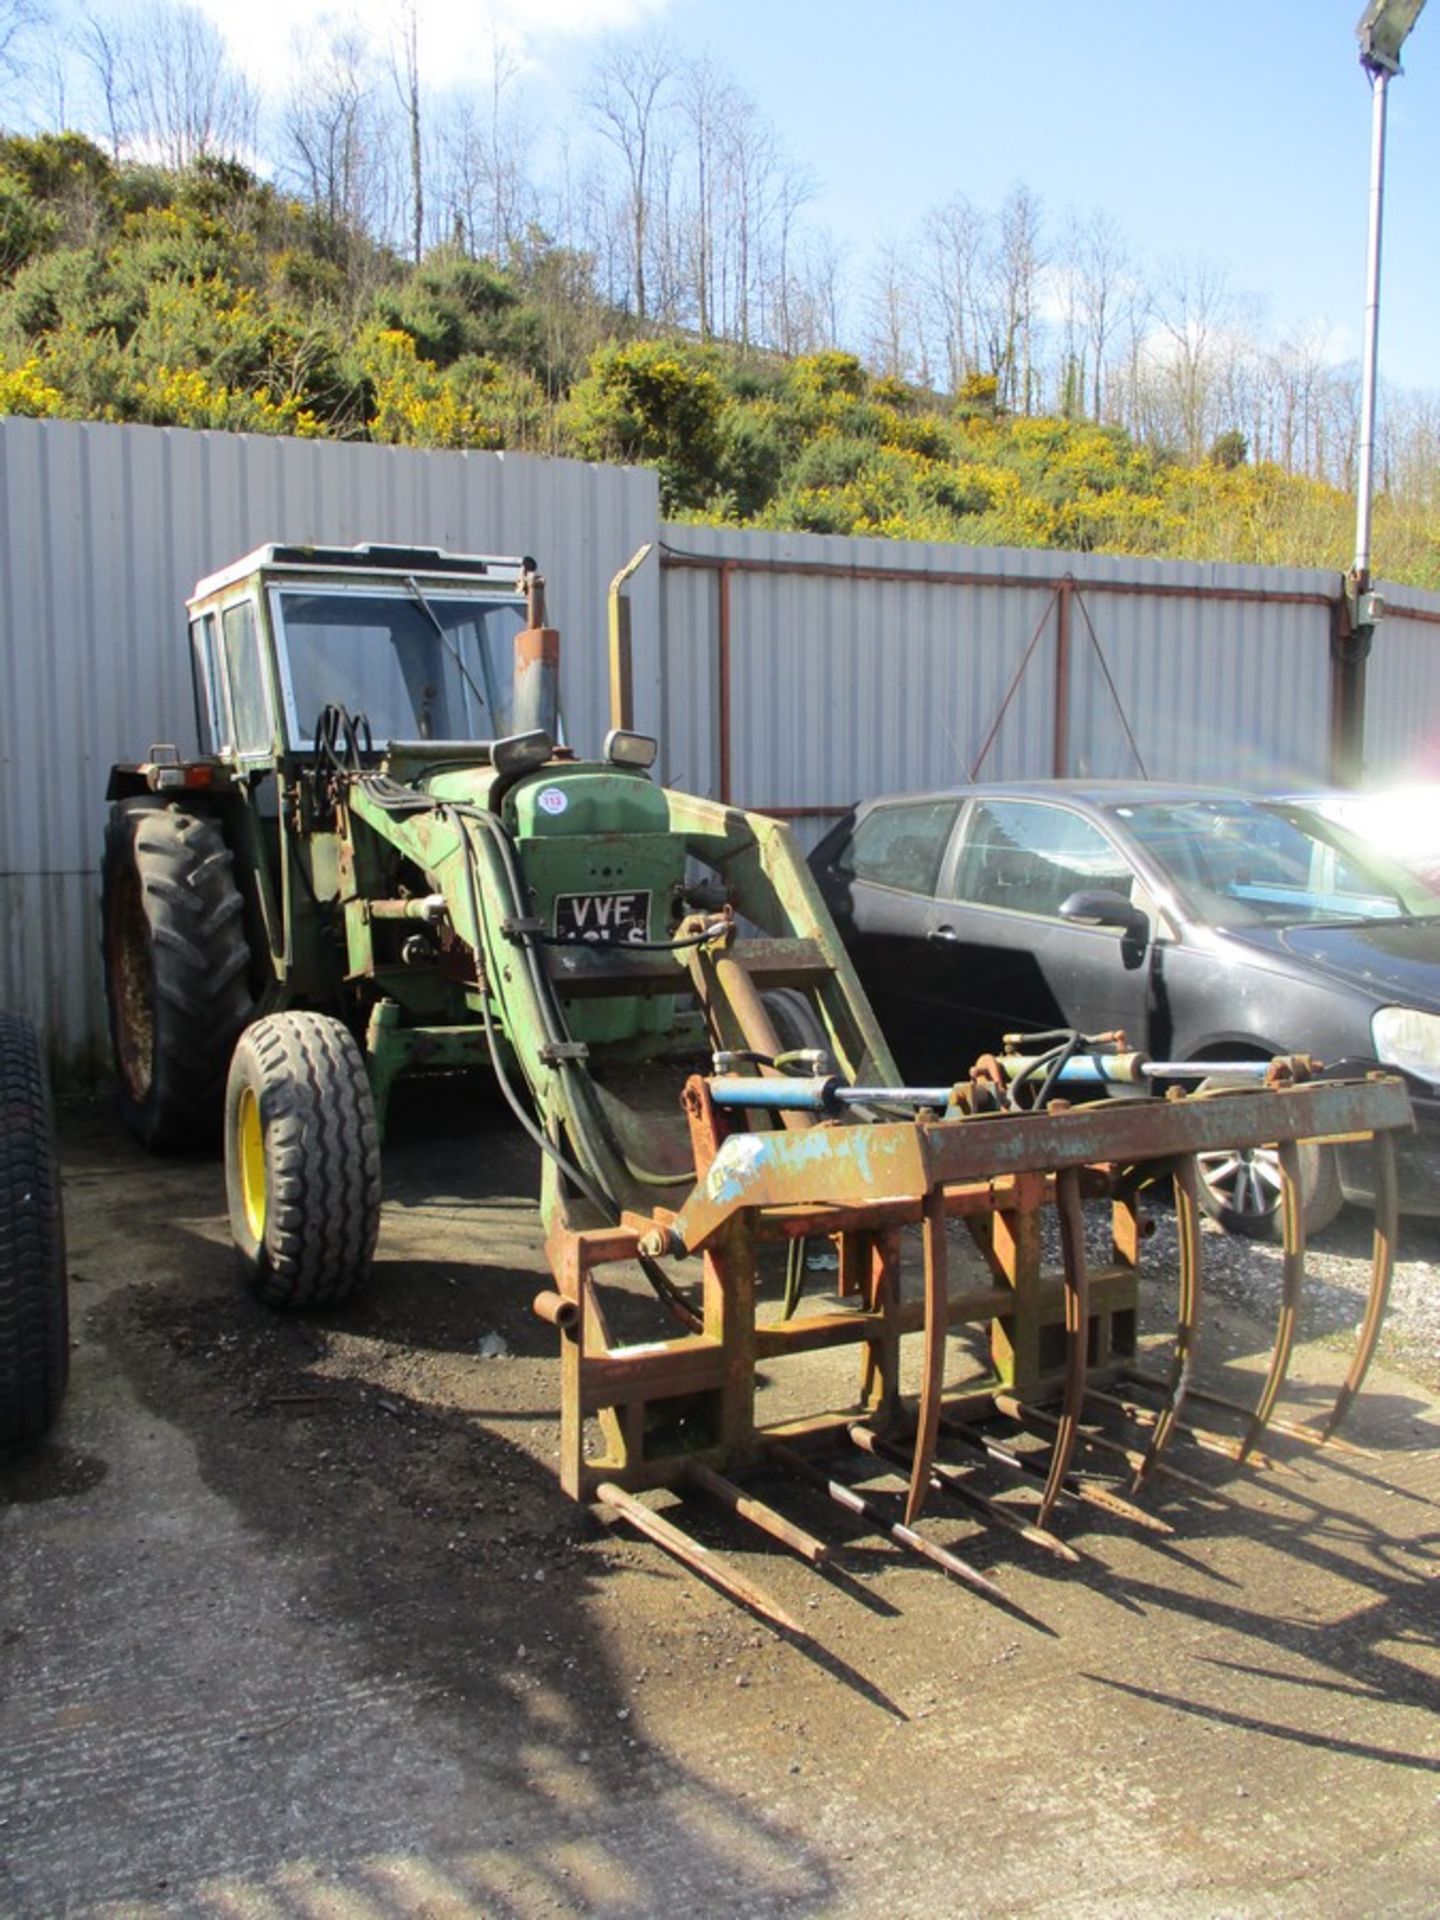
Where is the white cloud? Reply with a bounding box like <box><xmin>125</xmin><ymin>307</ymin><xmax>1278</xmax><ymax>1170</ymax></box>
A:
<box><xmin>192</xmin><ymin>0</ymin><xmax>672</xmax><ymax>93</ymax></box>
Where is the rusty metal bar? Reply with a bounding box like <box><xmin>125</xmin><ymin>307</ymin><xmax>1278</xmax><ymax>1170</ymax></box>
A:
<box><xmin>532</xmin><ymin>1288</ymin><xmax>579</xmax><ymax>1331</ymax></box>
<box><xmin>660</xmin><ymin>1076</ymin><xmax>1413</xmax><ymax>1257</ymax></box>
<box><xmin>1087</xmin><ymin>1387</ymin><xmax>1284</xmax><ymax>1472</ymax></box>
<box><xmin>997</xmin><ymin>1396</ymin><xmax>1214</xmax><ymax>1498</ymax></box>
<box><xmin>1122</xmin><ymin>1371</ymin><xmax>1377</xmax><ymax>1458</ymax></box>
<box><xmin>850</xmin><ymin>1425</ymin><xmax>1080</xmax><ymax>1565</ymax></box>
<box><xmin>768</xmin><ymin>1442</ymin><xmax>1006</xmax><ymax>1600</ymax></box>
<box><xmin>1039</xmin><ymin>1166</ymin><xmax>1090</xmax><ymax>1527</ymax></box>
<box><xmin>904</xmin><ymin>1183</ymin><xmax>949</xmax><ymax>1525</ymax></box>
<box><xmin>969</xmin><ymin>584</ymin><xmax>1063</xmax><ymax>781</ymax></box>
<box><xmin>595</xmin><ymin>1482</ymin><xmax>804</xmax><ymax>1634</ymax></box>
<box><xmin>1131</xmin><ymin>1154</ymin><xmax>1202</xmax><ymax>1490</ymax></box>
<box><xmin>949</xmin><ymin>1410</ymin><xmax>1175</xmax><ymax>1533</ymax></box>
<box><xmin>1053</xmin><ymin>577</ymin><xmax>1072</xmax><ymax>776</ymax></box>
<box><xmin>1239</xmin><ymin>1138</ymin><xmax>1306</xmax><ymax>1463</ymax></box>
<box><xmin>1321</xmin><ymin>1127</ymin><xmax>1399</xmax><ymax>1440</ymax></box>
<box><xmin>686</xmin><ymin>1462</ymin><xmax>830</xmax><ymax>1568</ymax></box>
<box><xmin>659</xmin><ymin>544</ymin><xmax>1338</xmax><ymax>611</ymax></box>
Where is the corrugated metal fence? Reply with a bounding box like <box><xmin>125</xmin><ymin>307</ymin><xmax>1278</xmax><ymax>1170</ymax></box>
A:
<box><xmin>4</xmin><ymin>417</ymin><xmax>1439</xmax><ymax>1076</ymax></box>
<box><xmin>0</xmin><ymin>419</ymin><xmax>659</xmax><ymax>1074</ymax></box>
<box><xmin>656</xmin><ymin>523</ymin><xmax>1440</xmax><ymax>852</ymax></box>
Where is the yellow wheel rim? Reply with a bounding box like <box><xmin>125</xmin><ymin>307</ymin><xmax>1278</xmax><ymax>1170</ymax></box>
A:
<box><xmin>236</xmin><ymin>1085</ymin><xmax>268</xmax><ymax>1242</ymax></box>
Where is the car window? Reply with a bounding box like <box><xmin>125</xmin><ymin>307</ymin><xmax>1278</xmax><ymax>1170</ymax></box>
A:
<box><xmin>949</xmin><ymin>800</ymin><xmax>1133</xmax><ymax>917</ymax></box>
<box><xmin>1113</xmin><ymin>798</ymin><xmax>1440</xmax><ymax>926</ymax></box>
<box><xmin>837</xmin><ymin>798</ymin><xmax>958</xmax><ymax>894</ymax></box>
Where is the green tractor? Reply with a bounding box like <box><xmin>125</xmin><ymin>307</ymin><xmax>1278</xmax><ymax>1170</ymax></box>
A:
<box><xmin>100</xmin><ymin>540</ymin><xmax>1411</xmax><ymax>1617</ymax></box>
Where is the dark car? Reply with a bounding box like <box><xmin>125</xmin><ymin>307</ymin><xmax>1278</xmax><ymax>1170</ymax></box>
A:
<box><xmin>810</xmin><ymin>780</ymin><xmax>1440</xmax><ymax>1237</ymax></box>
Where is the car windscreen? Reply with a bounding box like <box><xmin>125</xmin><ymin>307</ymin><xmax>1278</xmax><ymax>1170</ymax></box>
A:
<box><xmin>1108</xmin><ymin>797</ymin><xmax>1440</xmax><ymax>927</ymax></box>
<box><xmin>272</xmin><ymin>586</ymin><xmax>525</xmax><ymax>747</ymax></box>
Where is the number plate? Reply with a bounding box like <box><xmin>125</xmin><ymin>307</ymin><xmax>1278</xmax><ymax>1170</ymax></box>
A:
<box><xmin>553</xmin><ymin>890</ymin><xmax>651</xmax><ymax>945</ymax></box>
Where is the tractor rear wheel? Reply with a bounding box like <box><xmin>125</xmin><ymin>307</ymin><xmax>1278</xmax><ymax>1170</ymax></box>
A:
<box><xmin>0</xmin><ymin>1011</ymin><xmax>69</xmax><ymax>1446</ymax></box>
<box><xmin>225</xmin><ymin>1012</ymin><xmax>381</xmax><ymax>1309</ymax></box>
<box><xmin>102</xmin><ymin>798</ymin><xmax>254</xmax><ymax>1151</ymax></box>
<box><xmin>762</xmin><ymin>988</ymin><xmax>830</xmax><ymax>1061</ymax></box>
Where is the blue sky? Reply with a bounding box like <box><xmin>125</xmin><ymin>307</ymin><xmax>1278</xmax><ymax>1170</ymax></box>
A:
<box><xmin>641</xmin><ymin>0</ymin><xmax>1437</xmax><ymax>391</ymax></box>
<box><xmin>192</xmin><ymin>0</ymin><xmax>1437</xmax><ymax>392</ymax></box>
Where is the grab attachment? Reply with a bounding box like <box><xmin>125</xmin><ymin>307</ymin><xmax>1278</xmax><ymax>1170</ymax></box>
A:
<box><xmin>542</xmin><ymin>1030</ymin><xmax>1414</xmax><ymax>1631</ymax></box>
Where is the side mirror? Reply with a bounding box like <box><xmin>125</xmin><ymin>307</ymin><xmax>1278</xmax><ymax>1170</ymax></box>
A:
<box><xmin>1060</xmin><ymin>888</ymin><xmax>1150</xmax><ymax>943</ymax></box>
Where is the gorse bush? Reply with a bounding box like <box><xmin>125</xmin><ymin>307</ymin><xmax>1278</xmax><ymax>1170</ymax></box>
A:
<box><xmin>0</xmin><ymin>144</ymin><xmax>1433</xmax><ymax>587</ymax></box>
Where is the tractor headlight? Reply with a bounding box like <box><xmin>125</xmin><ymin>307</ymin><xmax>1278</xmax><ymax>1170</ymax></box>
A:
<box><xmin>1372</xmin><ymin>1006</ymin><xmax>1440</xmax><ymax>1082</ymax></box>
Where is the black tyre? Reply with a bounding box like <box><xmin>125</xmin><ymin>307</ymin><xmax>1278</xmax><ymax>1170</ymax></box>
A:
<box><xmin>0</xmin><ymin>1011</ymin><xmax>69</xmax><ymax>1446</ymax></box>
<box><xmin>225</xmin><ymin>1012</ymin><xmax>381</xmax><ymax>1308</ymax></box>
<box><xmin>1194</xmin><ymin>1074</ymin><xmax>1344</xmax><ymax>1241</ymax></box>
<box><xmin>762</xmin><ymin>988</ymin><xmax>830</xmax><ymax>1061</ymax></box>
<box><xmin>102</xmin><ymin>798</ymin><xmax>255</xmax><ymax>1151</ymax></box>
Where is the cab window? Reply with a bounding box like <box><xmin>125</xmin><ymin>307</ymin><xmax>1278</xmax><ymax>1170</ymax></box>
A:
<box><xmin>189</xmin><ymin>612</ymin><xmax>226</xmax><ymax>752</ymax></box>
<box><xmin>222</xmin><ymin>600</ymin><xmax>273</xmax><ymax>758</ymax></box>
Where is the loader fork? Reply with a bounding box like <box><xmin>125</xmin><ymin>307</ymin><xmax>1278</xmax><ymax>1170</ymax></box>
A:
<box><xmin>536</xmin><ymin>1046</ymin><xmax>1414</xmax><ymax>1631</ymax></box>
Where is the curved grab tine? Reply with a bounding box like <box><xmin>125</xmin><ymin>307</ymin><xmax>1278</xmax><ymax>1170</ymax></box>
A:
<box><xmin>1040</xmin><ymin>1167</ymin><xmax>1090</xmax><ymax>1529</ymax></box>
<box><xmin>1238</xmin><ymin>1136</ymin><xmax>1305</xmax><ymax>1462</ymax></box>
<box><xmin>904</xmin><ymin>1183</ymin><xmax>949</xmax><ymax>1527</ymax></box>
<box><xmin>1323</xmin><ymin>1128</ymin><xmax>1399</xmax><ymax>1441</ymax></box>
<box><xmin>1132</xmin><ymin>1153</ymin><xmax>1203</xmax><ymax>1490</ymax></box>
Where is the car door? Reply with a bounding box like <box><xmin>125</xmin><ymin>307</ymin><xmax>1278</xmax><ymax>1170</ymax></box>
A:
<box><xmin>926</xmin><ymin>797</ymin><xmax>1157</xmax><ymax>1062</ymax></box>
<box><xmin>815</xmin><ymin>795</ymin><xmax>962</xmax><ymax>1069</ymax></box>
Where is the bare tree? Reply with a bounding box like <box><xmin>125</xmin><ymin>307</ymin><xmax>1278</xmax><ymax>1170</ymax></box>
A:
<box><xmin>924</xmin><ymin>193</ymin><xmax>987</xmax><ymax>393</ymax></box>
<box><xmin>74</xmin><ymin>10</ymin><xmax>133</xmax><ymax>158</ymax></box>
<box><xmin>387</xmin><ymin>0</ymin><xmax>424</xmax><ymax>263</ymax></box>
<box><xmin>280</xmin><ymin>27</ymin><xmax>385</xmax><ymax>247</ymax></box>
<box><xmin>439</xmin><ymin>31</ymin><xmax>531</xmax><ymax>260</ymax></box>
<box><xmin>588</xmin><ymin>35</ymin><xmax>674</xmax><ymax>323</ymax></box>
<box><xmin>766</xmin><ymin>154</ymin><xmax>816</xmax><ymax>356</ymax></box>
<box><xmin>1073</xmin><ymin>207</ymin><xmax>1128</xmax><ymax>419</ymax></box>
<box><xmin>720</xmin><ymin>88</ymin><xmax>775</xmax><ymax>350</ymax></box>
<box><xmin>995</xmin><ymin>184</ymin><xmax>1047</xmax><ymax>414</ymax></box>
<box><xmin>0</xmin><ymin>0</ymin><xmax>42</xmax><ymax>103</ymax></box>
<box><xmin>1154</xmin><ymin>256</ymin><xmax>1232</xmax><ymax>457</ymax></box>
<box><xmin>866</xmin><ymin>240</ymin><xmax>927</xmax><ymax>383</ymax></box>
<box><xmin>788</xmin><ymin>226</ymin><xmax>844</xmax><ymax>352</ymax></box>
<box><xmin>677</xmin><ymin>53</ymin><xmax>735</xmax><ymax>339</ymax></box>
<box><xmin>123</xmin><ymin>2</ymin><xmax>258</xmax><ymax>167</ymax></box>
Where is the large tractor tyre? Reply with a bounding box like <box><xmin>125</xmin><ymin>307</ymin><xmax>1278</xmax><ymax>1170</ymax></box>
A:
<box><xmin>102</xmin><ymin>798</ymin><xmax>255</xmax><ymax>1152</ymax></box>
<box><xmin>1194</xmin><ymin>1074</ymin><xmax>1344</xmax><ymax>1242</ymax></box>
<box><xmin>0</xmin><ymin>1012</ymin><xmax>69</xmax><ymax>1447</ymax></box>
<box><xmin>225</xmin><ymin>1012</ymin><xmax>382</xmax><ymax>1310</ymax></box>
<box><xmin>762</xmin><ymin>988</ymin><xmax>830</xmax><ymax>1061</ymax></box>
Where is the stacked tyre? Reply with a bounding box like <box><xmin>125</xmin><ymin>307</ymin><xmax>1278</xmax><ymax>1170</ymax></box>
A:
<box><xmin>0</xmin><ymin>1011</ymin><xmax>68</xmax><ymax>1446</ymax></box>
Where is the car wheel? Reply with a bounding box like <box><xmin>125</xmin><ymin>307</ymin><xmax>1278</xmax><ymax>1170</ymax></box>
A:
<box><xmin>1194</xmin><ymin>1075</ymin><xmax>1344</xmax><ymax>1241</ymax></box>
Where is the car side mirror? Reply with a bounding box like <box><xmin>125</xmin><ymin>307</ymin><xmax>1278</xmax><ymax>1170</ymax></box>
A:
<box><xmin>1060</xmin><ymin>888</ymin><xmax>1150</xmax><ymax>943</ymax></box>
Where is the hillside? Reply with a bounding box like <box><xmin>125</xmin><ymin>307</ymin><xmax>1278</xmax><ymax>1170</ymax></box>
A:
<box><xmin>2</xmin><ymin>137</ymin><xmax>1436</xmax><ymax>589</ymax></box>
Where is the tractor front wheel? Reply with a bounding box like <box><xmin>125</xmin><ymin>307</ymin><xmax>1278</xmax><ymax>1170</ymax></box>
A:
<box><xmin>225</xmin><ymin>1012</ymin><xmax>381</xmax><ymax>1309</ymax></box>
<box><xmin>102</xmin><ymin>799</ymin><xmax>254</xmax><ymax>1150</ymax></box>
<box><xmin>0</xmin><ymin>1011</ymin><xmax>69</xmax><ymax>1446</ymax></box>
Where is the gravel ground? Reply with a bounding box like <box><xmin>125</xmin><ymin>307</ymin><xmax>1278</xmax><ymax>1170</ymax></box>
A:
<box><xmin>5</xmin><ymin>1092</ymin><xmax>1439</xmax><ymax>1917</ymax></box>
<box><xmin>1147</xmin><ymin>1200</ymin><xmax>1440</xmax><ymax>1399</ymax></box>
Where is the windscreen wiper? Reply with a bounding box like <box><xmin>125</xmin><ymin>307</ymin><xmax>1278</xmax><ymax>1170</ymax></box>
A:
<box><xmin>404</xmin><ymin>575</ymin><xmax>494</xmax><ymax>728</ymax></box>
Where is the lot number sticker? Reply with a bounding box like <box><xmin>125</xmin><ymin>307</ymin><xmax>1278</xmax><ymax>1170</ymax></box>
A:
<box><xmin>537</xmin><ymin>787</ymin><xmax>568</xmax><ymax>816</ymax></box>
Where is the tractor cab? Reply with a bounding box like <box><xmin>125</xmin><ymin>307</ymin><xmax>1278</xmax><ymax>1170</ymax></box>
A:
<box><xmin>184</xmin><ymin>543</ymin><xmax>531</xmax><ymax>768</ymax></box>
